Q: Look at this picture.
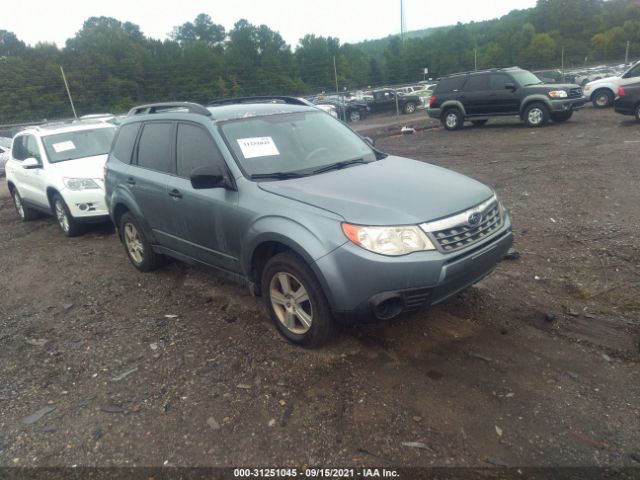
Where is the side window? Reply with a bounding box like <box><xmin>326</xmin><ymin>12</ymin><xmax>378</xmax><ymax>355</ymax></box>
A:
<box><xmin>176</xmin><ymin>124</ymin><xmax>225</xmax><ymax>178</ymax></box>
<box><xmin>136</xmin><ymin>122</ymin><xmax>174</xmax><ymax>174</ymax></box>
<box><xmin>624</xmin><ymin>64</ymin><xmax>640</xmax><ymax>79</ymax></box>
<box><xmin>111</xmin><ymin>123</ymin><xmax>140</xmax><ymax>164</ymax></box>
<box><xmin>489</xmin><ymin>74</ymin><xmax>512</xmax><ymax>91</ymax></box>
<box><xmin>435</xmin><ymin>75</ymin><xmax>467</xmax><ymax>93</ymax></box>
<box><xmin>25</xmin><ymin>136</ymin><xmax>42</xmax><ymax>162</ymax></box>
<box><xmin>463</xmin><ymin>74</ymin><xmax>488</xmax><ymax>91</ymax></box>
<box><xmin>12</xmin><ymin>136</ymin><xmax>27</xmax><ymax>161</ymax></box>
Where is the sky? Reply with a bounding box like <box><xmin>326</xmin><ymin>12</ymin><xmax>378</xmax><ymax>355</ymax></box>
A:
<box><xmin>2</xmin><ymin>0</ymin><xmax>538</xmax><ymax>49</ymax></box>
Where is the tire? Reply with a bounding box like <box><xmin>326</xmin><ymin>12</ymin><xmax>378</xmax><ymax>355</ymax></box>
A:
<box><xmin>592</xmin><ymin>89</ymin><xmax>613</xmax><ymax>108</ymax></box>
<box><xmin>119</xmin><ymin>211</ymin><xmax>163</xmax><ymax>272</ymax></box>
<box><xmin>10</xmin><ymin>187</ymin><xmax>38</xmax><ymax>221</ymax></box>
<box><xmin>551</xmin><ymin>111</ymin><xmax>573</xmax><ymax>123</ymax></box>
<box><xmin>523</xmin><ymin>103</ymin><xmax>550</xmax><ymax>128</ymax></box>
<box><xmin>52</xmin><ymin>194</ymin><xmax>84</xmax><ymax>237</ymax></box>
<box><xmin>403</xmin><ymin>102</ymin><xmax>417</xmax><ymax>114</ymax></box>
<box><xmin>441</xmin><ymin>108</ymin><xmax>463</xmax><ymax>131</ymax></box>
<box><xmin>348</xmin><ymin>109</ymin><xmax>361</xmax><ymax>122</ymax></box>
<box><xmin>635</xmin><ymin>104</ymin><xmax>640</xmax><ymax>123</ymax></box>
<box><xmin>471</xmin><ymin>119</ymin><xmax>488</xmax><ymax>127</ymax></box>
<box><xmin>261</xmin><ymin>252</ymin><xmax>336</xmax><ymax>347</ymax></box>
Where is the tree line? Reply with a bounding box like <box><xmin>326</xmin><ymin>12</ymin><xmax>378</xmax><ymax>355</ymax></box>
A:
<box><xmin>1</xmin><ymin>0</ymin><xmax>639</xmax><ymax>123</ymax></box>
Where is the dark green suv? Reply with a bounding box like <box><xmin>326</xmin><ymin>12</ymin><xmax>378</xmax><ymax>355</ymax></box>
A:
<box><xmin>427</xmin><ymin>67</ymin><xmax>585</xmax><ymax>130</ymax></box>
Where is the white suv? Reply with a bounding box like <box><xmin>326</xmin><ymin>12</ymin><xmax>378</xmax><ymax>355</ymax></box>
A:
<box><xmin>5</xmin><ymin>121</ymin><xmax>116</xmax><ymax>236</ymax></box>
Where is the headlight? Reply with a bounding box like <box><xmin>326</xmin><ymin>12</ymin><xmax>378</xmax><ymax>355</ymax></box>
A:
<box><xmin>63</xmin><ymin>178</ymin><xmax>100</xmax><ymax>190</ymax></box>
<box><xmin>342</xmin><ymin>223</ymin><xmax>435</xmax><ymax>256</ymax></box>
<box><xmin>548</xmin><ymin>90</ymin><xmax>568</xmax><ymax>98</ymax></box>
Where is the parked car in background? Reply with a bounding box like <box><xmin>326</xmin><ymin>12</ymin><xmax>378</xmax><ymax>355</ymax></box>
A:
<box><xmin>105</xmin><ymin>99</ymin><xmax>512</xmax><ymax>346</ymax></box>
<box><xmin>395</xmin><ymin>85</ymin><xmax>424</xmax><ymax>95</ymax></box>
<box><xmin>413</xmin><ymin>84</ymin><xmax>437</xmax><ymax>109</ymax></box>
<box><xmin>0</xmin><ymin>137</ymin><xmax>12</xmax><ymax>177</ymax></box>
<box><xmin>5</xmin><ymin>121</ymin><xmax>116</xmax><ymax>236</ymax></box>
<box><xmin>533</xmin><ymin>69</ymin><xmax>564</xmax><ymax>84</ymax></box>
<box><xmin>614</xmin><ymin>82</ymin><xmax>640</xmax><ymax>121</ymax></box>
<box><xmin>366</xmin><ymin>89</ymin><xmax>421</xmax><ymax>114</ymax></box>
<box><xmin>314</xmin><ymin>96</ymin><xmax>369</xmax><ymax>122</ymax></box>
<box><xmin>584</xmin><ymin>61</ymin><xmax>640</xmax><ymax>108</ymax></box>
<box><xmin>428</xmin><ymin>67</ymin><xmax>584</xmax><ymax>130</ymax></box>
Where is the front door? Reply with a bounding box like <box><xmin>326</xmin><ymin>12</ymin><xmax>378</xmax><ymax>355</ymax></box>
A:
<box><xmin>487</xmin><ymin>73</ymin><xmax>521</xmax><ymax>114</ymax></box>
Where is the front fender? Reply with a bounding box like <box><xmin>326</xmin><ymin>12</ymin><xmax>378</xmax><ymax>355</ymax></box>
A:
<box><xmin>520</xmin><ymin>95</ymin><xmax>552</xmax><ymax>116</ymax></box>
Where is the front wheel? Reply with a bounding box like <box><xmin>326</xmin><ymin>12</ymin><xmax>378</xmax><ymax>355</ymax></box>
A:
<box><xmin>523</xmin><ymin>103</ymin><xmax>550</xmax><ymax>127</ymax></box>
<box><xmin>442</xmin><ymin>108</ymin><xmax>463</xmax><ymax>131</ymax></box>
<box><xmin>592</xmin><ymin>89</ymin><xmax>613</xmax><ymax>108</ymax></box>
<box><xmin>53</xmin><ymin>194</ymin><xmax>84</xmax><ymax>237</ymax></box>
<box><xmin>261</xmin><ymin>252</ymin><xmax>336</xmax><ymax>347</ymax></box>
<box><xmin>551</xmin><ymin>111</ymin><xmax>573</xmax><ymax>123</ymax></box>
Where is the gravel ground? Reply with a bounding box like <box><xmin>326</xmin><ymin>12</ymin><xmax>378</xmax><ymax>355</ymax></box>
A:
<box><xmin>0</xmin><ymin>106</ymin><xmax>639</xmax><ymax>470</ymax></box>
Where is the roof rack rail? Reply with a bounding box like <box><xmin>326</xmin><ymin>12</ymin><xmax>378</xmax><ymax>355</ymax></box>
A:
<box><xmin>127</xmin><ymin>102</ymin><xmax>211</xmax><ymax>117</ymax></box>
<box><xmin>207</xmin><ymin>96</ymin><xmax>310</xmax><ymax>107</ymax></box>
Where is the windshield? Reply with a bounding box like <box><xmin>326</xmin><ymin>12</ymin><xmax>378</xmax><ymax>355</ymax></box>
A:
<box><xmin>511</xmin><ymin>70</ymin><xmax>543</xmax><ymax>86</ymax></box>
<box><xmin>219</xmin><ymin>111</ymin><xmax>377</xmax><ymax>177</ymax></box>
<box><xmin>42</xmin><ymin>128</ymin><xmax>115</xmax><ymax>163</ymax></box>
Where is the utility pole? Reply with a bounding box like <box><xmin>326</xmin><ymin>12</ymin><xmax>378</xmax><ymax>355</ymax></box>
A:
<box><xmin>474</xmin><ymin>49</ymin><xmax>477</xmax><ymax>71</ymax></box>
<box><xmin>400</xmin><ymin>0</ymin><xmax>406</xmax><ymax>42</ymax></box>
<box><xmin>561</xmin><ymin>46</ymin><xmax>564</xmax><ymax>80</ymax></box>
<box><xmin>625</xmin><ymin>40</ymin><xmax>630</xmax><ymax>65</ymax></box>
<box><xmin>59</xmin><ymin>65</ymin><xmax>77</xmax><ymax>119</ymax></box>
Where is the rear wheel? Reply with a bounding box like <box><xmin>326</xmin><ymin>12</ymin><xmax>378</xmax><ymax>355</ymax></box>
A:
<box><xmin>404</xmin><ymin>102</ymin><xmax>417</xmax><ymax>114</ymax></box>
<box><xmin>551</xmin><ymin>111</ymin><xmax>573</xmax><ymax>123</ymax></box>
<box><xmin>348</xmin><ymin>109</ymin><xmax>361</xmax><ymax>122</ymax></box>
<box><xmin>471</xmin><ymin>119</ymin><xmax>488</xmax><ymax>127</ymax></box>
<box><xmin>119</xmin><ymin>212</ymin><xmax>163</xmax><ymax>272</ymax></box>
<box><xmin>523</xmin><ymin>103</ymin><xmax>550</xmax><ymax>127</ymax></box>
<box><xmin>442</xmin><ymin>108</ymin><xmax>463</xmax><ymax>131</ymax></box>
<box><xmin>10</xmin><ymin>187</ymin><xmax>38</xmax><ymax>221</ymax></box>
<box><xmin>592</xmin><ymin>89</ymin><xmax>613</xmax><ymax>108</ymax></box>
<box><xmin>53</xmin><ymin>194</ymin><xmax>84</xmax><ymax>237</ymax></box>
<box><xmin>261</xmin><ymin>252</ymin><xmax>336</xmax><ymax>347</ymax></box>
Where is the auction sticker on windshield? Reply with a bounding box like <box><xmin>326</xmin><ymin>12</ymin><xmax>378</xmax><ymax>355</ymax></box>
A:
<box><xmin>237</xmin><ymin>137</ymin><xmax>279</xmax><ymax>159</ymax></box>
<box><xmin>52</xmin><ymin>141</ymin><xmax>76</xmax><ymax>153</ymax></box>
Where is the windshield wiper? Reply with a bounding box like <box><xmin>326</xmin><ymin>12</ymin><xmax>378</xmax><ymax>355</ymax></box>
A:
<box><xmin>313</xmin><ymin>158</ymin><xmax>368</xmax><ymax>175</ymax></box>
<box><xmin>250</xmin><ymin>171</ymin><xmax>308</xmax><ymax>180</ymax></box>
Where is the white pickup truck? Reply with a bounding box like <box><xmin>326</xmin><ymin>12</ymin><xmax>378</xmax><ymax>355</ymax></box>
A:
<box><xmin>584</xmin><ymin>61</ymin><xmax>640</xmax><ymax>108</ymax></box>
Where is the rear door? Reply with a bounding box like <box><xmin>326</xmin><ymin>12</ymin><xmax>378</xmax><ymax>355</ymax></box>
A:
<box><xmin>460</xmin><ymin>74</ymin><xmax>489</xmax><ymax>115</ymax></box>
<box><xmin>168</xmin><ymin>122</ymin><xmax>241</xmax><ymax>272</ymax></box>
<box><xmin>128</xmin><ymin>121</ymin><xmax>178</xmax><ymax>249</ymax></box>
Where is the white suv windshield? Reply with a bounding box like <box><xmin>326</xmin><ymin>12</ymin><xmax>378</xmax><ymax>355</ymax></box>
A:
<box><xmin>219</xmin><ymin>111</ymin><xmax>376</xmax><ymax>177</ymax></box>
<box><xmin>42</xmin><ymin>128</ymin><xmax>115</xmax><ymax>163</ymax></box>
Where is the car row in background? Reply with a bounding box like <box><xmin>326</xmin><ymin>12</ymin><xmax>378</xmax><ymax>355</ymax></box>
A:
<box><xmin>583</xmin><ymin>61</ymin><xmax>640</xmax><ymax>108</ymax></box>
<box><xmin>0</xmin><ymin>137</ymin><xmax>12</xmax><ymax>176</ymax></box>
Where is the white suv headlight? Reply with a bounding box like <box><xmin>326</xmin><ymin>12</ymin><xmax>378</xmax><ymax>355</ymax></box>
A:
<box><xmin>342</xmin><ymin>223</ymin><xmax>435</xmax><ymax>256</ymax></box>
<box><xmin>63</xmin><ymin>178</ymin><xmax>100</xmax><ymax>190</ymax></box>
<box><xmin>548</xmin><ymin>90</ymin><xmax>568</xmax><ymax>98</ymax></box>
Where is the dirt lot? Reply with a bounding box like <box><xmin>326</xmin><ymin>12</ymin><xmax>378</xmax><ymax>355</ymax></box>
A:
<box><xmin>0</xmin><ymin>107</ymin><xmax>639</xmax><ymax>470</ymax></box>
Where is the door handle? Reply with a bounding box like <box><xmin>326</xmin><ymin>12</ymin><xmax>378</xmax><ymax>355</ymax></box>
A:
<box><xmin>126</xmin><ymin>177</ymin><xmax>136</xmax><ymax>185</ymax></box>
<box><xmin>168</xmin><ymin>189</ymin><xmax>182</xmax><ymax>199</ymax></box>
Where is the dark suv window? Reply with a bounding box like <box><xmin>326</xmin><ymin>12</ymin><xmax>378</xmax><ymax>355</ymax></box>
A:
<box><xmin>489</xmin><ymin>74</ymin><xmax>513</xmax><ymax>91</ymax></box>
<box><xmin>112</xmin><ymin>123</ymin><xmax>140</xmax><ymax>164</ymax></box>
<box><xmin>136</xmin><ymin>122</ymin><xmax>174</xmax><ymax>174</ymax></box>
<box><xmin>463</xmin><ymin>74</ymin><xmax>488</xmax><ymax>91</ymax></box>
<box><xmin>435</xmin><ymin>75</ymin><xmax>467</xmax><ymax>93</ymax></box>
<box><xmin>176</xmin><ymin>123</ymin><xmax>224</xmax><ymax>178</ymax></box>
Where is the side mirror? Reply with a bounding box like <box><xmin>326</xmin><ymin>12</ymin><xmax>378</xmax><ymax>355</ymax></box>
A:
<box><xmin>504</xmin><ymin>83</ymin><xmax>516</xmax><ymax>91</ymax></box>
<box><xmin>190</xmin><ymin>164</ymin><xmax>229</xmax><ymax>189</ymax></box>
<box><xmin>22</xmin><ymin>157</ymin><xmax>41</xmax><ymax>169</ymax></box>
<box><xmin>364</xmin><ymin>136</ymin><xmax>375</xmax><ymax>147</ymax></box>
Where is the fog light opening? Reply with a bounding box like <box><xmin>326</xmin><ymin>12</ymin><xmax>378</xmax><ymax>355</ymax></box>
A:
<box><xmin>372</xmin><ymin>296</ymin><xmax>403</xmax><ymax>321</ymax></box>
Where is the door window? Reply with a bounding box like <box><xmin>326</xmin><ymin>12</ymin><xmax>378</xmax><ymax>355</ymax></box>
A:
<box><xmin>489</xmin><ymin>74</ymin><xmax>512</xmax><ymax>91</ymax></box>
<box><xmin>11</xmin><ymin>136</ymin><xmax>28</xmax><ymax>161</ymax></box>
<box><xmin>136</xmin><ymin>122</ymin><xmax>174</xmax><ymax>174</ymax></box>
<box><xmin>176</xmin><ymin>124</ymin><xmax>225</xmax><ymax>178</ymax></box>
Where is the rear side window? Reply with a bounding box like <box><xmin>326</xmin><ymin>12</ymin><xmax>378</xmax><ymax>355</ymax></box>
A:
<box><xmin>435</xmin><ymin>75</ymin><xmax>467</xmax><ymax>93</ymax></box>
<box><xmin>111</xmin><ymin>123</ymin><xmax>140</xmax><ymax>164</ymax></box>
<box><xmin>463</xmin><ymin>74</ymin><xmax>488</xmax><ymax>91</ymax></box>
<box><xmin>136</xmin><ymin>122</ymin><xmax>174</xmax><ymax>174</ymax></box>
<box><xmin>176</xmin><ymin>123</ymin><xmax>224</xmax><ymax>178</ymax></box>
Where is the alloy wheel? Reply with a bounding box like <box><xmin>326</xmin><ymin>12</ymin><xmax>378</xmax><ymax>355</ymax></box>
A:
<box><xmin>13</xmin><ymin>191</ymin><xmax>24</xmax><ymax>219</ymax></box>
<box><xmin>445</xmin><ymin>112</ymin><xmax>458</xmax><ymax>129</ymax></box>
<box><xmin>123</xmin><ymin>222</ymin><xmax>145</xmax><ymax>265</ymax></box>
<box><xmin>54</xmin><ymin>199</ymin><xmax>70</xmax><ymax>233</ymax></box>
<box><xmin>527</xmin><ymin>108</ymin><xmax>543</xmax><ymax>126</ymax></box>
<box><xmin>269</xmin><ymin>272</ymin><xmax>313</xmax><ymax>335</ymax></box>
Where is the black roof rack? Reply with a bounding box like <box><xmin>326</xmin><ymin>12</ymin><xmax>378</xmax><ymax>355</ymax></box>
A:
<box><xmin>441</xmin><ymin>66</ymin><xmax>522</xmax><ymax>78</ymax></box>
<box><xmin>127</xmin><ymin>102</ymin><xmax>211</xmax><ymax>117</ymax></box>
<box><xmin>207</xmin><ymin>96</ymin><xmax>311</xmax><ymax>107</ymax></box>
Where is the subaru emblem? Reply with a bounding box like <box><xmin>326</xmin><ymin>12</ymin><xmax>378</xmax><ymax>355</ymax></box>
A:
<box><xmin>467</xmin><ymin>212</ymin><xmax>482</xmax><ymax>226</ymax></box>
